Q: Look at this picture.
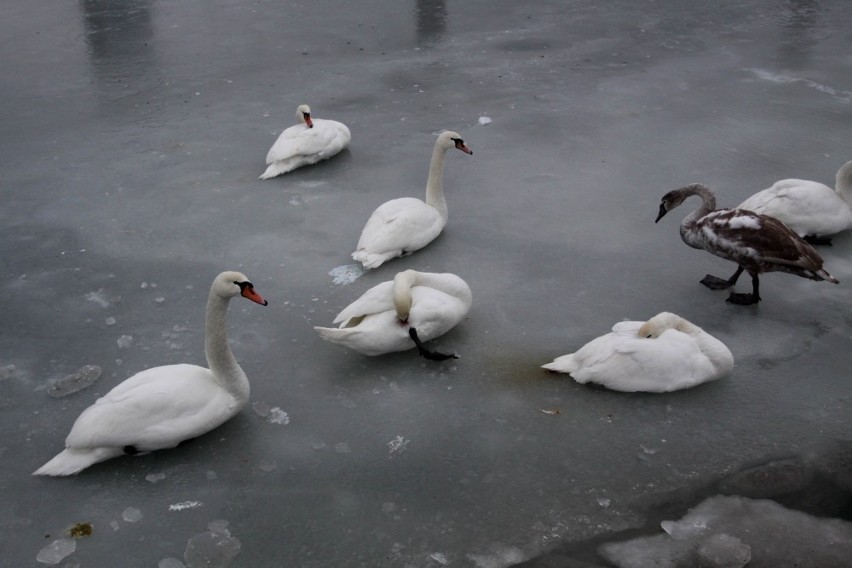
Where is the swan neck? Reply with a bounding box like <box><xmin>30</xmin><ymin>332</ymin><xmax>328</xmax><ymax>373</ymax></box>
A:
<box><xmin>392</xmin><ymin>271</ymin><xmax>416</xmax><ymax>321</ymax></box>
<box><xmin>204</xmin><ymin>291</ymin><xmax>249</xmax><ymax>403</ymax></box>
<box><xmin>836</xmin><ymin>160</ymin><xmax>852</xmax><ymax>204</ymax></box>
<box><xmin>425</xmin><ymin>142</ymin><xmax>449</xmax><ymax>220</ymax></box>
<box><xmin>682</xmin><ymin>185</ymin><xmax>716</xmax><ymax>229</ymax></box>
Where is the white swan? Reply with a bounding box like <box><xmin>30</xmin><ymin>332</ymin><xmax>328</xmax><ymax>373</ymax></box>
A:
<box><xmin>351</xmin><ymin>131</ymin><xmax>472</xmax><ymax>269</ymax></box>
<box><xmin>542</xmin><ymin>312</ymin><xmax>734</xmax><ymax>393</ymax></box>
<box><xmin>33</xmin><ymin>271</ymin><xmax>268</xmax><ymax>476</ymax></box>
<box><xmin>259</xmin><ymin>104</ymin><xmax>351</xmax><ymax>179</ymax></box>
<box><xmin>314</xmin><ymin>269</ymin><xmax>471</xmax><ymax>358</ymax></box>
<box><xmin>656</xmin><ymin>183</ymin><xmax>838</xmax><ymax>305</ymax></box>
<box><xmin>737</xmin><ymin>159</ymin><xmax>852</xmax><ymax>245</ymax></box>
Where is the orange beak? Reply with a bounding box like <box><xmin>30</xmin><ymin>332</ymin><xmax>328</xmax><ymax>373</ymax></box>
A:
<box><xmin>241</xmin><ymin>285</ymin><xmax>268</xmax><ymax>306</ymax></box>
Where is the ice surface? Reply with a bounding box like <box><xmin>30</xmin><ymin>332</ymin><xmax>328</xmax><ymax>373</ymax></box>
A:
<box><xmin>4</xmin><ymin>1</ymin><xmax>852</xmax><ymax>567</ymax></box>
<box><xmin>158</xmin><ymin>558</ymin><xmax>186</xmax><ymax>568</ymax></box>
<box><xmin>600</xmin><ymin>495</ymin><xmax>852</xmax><ymax>568</ymax></box>
<box><xmin>36</xmin><ymin>539</ymin><xmax>76</xmax><ymax>565</ymax></box>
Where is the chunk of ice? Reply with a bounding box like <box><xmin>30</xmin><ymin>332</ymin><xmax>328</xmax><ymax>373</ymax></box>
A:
<box><xmin>36</xmin><ymin>539</ymin><xmax>76</xmax><ymax>565</ymax></box>
<box><xmin>122</xmin><ymin>507</ymin><xmax>143</xmax><ymax>523</ymax></box>
<box><xmin>184</xmin><ymin>522</ymin><xmax>241</xmax><ymax>568</ymax></box>
<box><xmin>47</xmin><ymin>365</ymin><xmax>102</xmax><ymax>398</ymax></box>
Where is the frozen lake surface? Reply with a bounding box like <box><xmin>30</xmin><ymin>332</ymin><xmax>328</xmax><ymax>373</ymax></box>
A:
<box><xmin>2</xmin><ymin>0</ymin><xmax>851</xmax><ymax>566</ymax></box>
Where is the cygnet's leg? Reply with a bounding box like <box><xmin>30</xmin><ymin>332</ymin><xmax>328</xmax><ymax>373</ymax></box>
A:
<box><xmin>726</xmin><ymin>273</ymin><xmax>761</xmax><ymax>305</ymax></box>
<box><xmin>408</xmin><ymin>328</ymin><xmax>458</xmax><ymax>361</ymax></box>
<box><xmin>803</xmin><ymin>235</ymin><xmax>832</xmax><ymax>246</ymax></box>
<box><xmin>701</xmin><ymin>266</ymin><xmax>744</xmax><ymax>290</ymax></box>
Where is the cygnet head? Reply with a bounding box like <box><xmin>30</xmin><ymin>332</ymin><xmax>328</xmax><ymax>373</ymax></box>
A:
<box><xmin>655</xmin><ymin>183</ymin><xmax>708</xmax><ymax>222</ymax></box>
<box><xmin>637</xmin><ymin>312</ymin><xmax>687</xmax><ymax>338</ymax></box>
<box><xmin>213</xmin><ymin>271</ymin><xmax>268</xmax><ymax>305</ymax></box>
<box><xmin>296</xmin><ymin>104</ymin><xmax>313</xmax><ymax>128</ymax></box>
<box><xmin>438</xmin><ymin>130</ymin><xmax>473</xmax><ymax>155</ymax></box>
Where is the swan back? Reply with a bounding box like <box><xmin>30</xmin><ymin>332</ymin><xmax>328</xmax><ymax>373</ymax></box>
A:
<box><xmin>543</xmin><ymin>313</ymin><xmax>733</xmax><ymax>393</ymax></box>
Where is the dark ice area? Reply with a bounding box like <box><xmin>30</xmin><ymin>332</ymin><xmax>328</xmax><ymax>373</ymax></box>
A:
<box><xmin>2</xmin><ymin>1</ymin><xmax>851</xmax><ymax>566</ymax></box>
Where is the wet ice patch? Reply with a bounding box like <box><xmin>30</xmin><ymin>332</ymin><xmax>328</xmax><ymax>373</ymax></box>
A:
<box><xmin>47</xmin><ymin>365</ymin><xmax>102</xmax><ymax>398</ymax></box>
<box><xmin>748</xmin><ymin>68</ymin><xmax>852</xmax><ymax>102</ymax></box>
<box><xmin>36</xmin><ymin>538</ymin><xmax>76</xmax><ymax>565</ymax></box>
<box><xmin>169</xmin><ymin>501</ymin><xmax>203</xmax><ymax>512</ymax></box>
<box><xmin>0</xmin><ymin>364</ymin><xmax>17</xmax><ymax>380</ymax></box>
<box><xmin>329</xmin><ymin>264</ymin><xmax>364</xmax><ymax>285</ymax></box>
<box><xmin>251</xmin><ymin>401</ymin><xmax>290</xmax><ymax>424</ymax></box>
<box><xmin>387</xmin><ymin>435</ymin><xmax>409</xmax><ymax>456</ymax></box>
<box><xmin>85</xmin><ymin>289</ymin><xmax>111</xmax><ymax>308</ymax></box>
<box><xmin>467</xmin><ymin>546</ymin><xmax>525</xmax><ymax>568</ymax></box>
<box><xmin>184</xmin><ymin>520</ymin><xmax>241</xmax><ymax>568</ymax></box>
<box><xmin>122</xmin><ymin>507</ymin><xmax>143</xmax><ymax>523</ymax></box>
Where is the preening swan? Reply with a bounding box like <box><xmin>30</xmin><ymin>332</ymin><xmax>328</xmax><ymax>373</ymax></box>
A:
<box><xmin>259</xmin><ymin>104</ymin><xmax>351</xmax><ymax>179</ymax></box>
<box><xmin>656</xmin><ymin>183</ymin><xmax>838</xmax><ymax>305</ymax></box>
<box><xmin>314</xmin><ymin>269</ymin><xmax>471</xmax><ymax>359</ymax></box>
<box><xmin>351</xmin><ymin>131</ymin><xmax>472</xmax><ymax>269</ymax></box>
<box><xmin>33</xmin><ymin>271</ymin><xmax>268</xmax><ymax>476</ymax></box>
<box><xmin>737</xmin><ymin>159</ymin><xmax>852</xmax><ymax>245</ymax></box>
<box><xmin>542</xmin><ymin>312</ymin><xmax>734</xmax><ymax>393</ymax></box>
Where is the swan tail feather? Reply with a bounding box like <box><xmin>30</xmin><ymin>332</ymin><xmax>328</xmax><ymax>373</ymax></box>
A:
<box><xmin>259</xmin><ymin>161</ymin><xmax>296</xmax><ymax>179</ymax></box>
<box><xmin>541</xmin><ymin>354</ymin><xmax>579</xmax><ymax>375</ymax></box>
<box><xmin>32</xmin><ymin>447</ymin><xmax>124</xmax><ymax>476</ymax></box>
<box><xmin>351</xmin><ymin>250</ymin><xmax>393</xmax><ymax>269</ymax></box>
<box><xmin>314</xmin><ymin>326</ymin><xmax>352</xmax><ymax>344</ymax></box>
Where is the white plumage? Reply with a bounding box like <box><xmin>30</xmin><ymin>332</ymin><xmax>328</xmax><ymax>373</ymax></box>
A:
<box><xmin>259</xmin><ymin>104</ymin><xmax>350</xmax><ymax>179</ymax></box>
<box><xmin>542</xmin><ymin>312</ymin><xmax>734</xmax><ymax>393</ymax></box>
<box><xmin>737</xmin><ymin>159</ymin><xmax>852</xmax><ymax>245</ymax></box>
<box><xmin>352</xmin><ymin>131</ymin><xmax>472</xmax><ymax>269</ymax></box>
<box><xmin>33</xmin><ymin>271</ymin><xmax>268</xmax><ymax>476</ymax></box>
<box><xmin>314</xmin><ymin>270</ymin><xmax>471</xmax><ymax>358</ymax></box>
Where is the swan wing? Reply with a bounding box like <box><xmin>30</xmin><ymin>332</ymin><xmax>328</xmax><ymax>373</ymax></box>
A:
<box><xmin>65</xmin><ymin>364</ymin><xmax>236</xmax><ymax>450</ymax></box>
<box><xmin>355</xmin><ymin>198</ymin><xmax>445</xmax><ymax>255</ymax></box>
<box><xmin>332</xmin><ymin>281</ymin><xmax>395</xmax><ymax>324</ymax></box>
<box><xmin>739</xmin><ymin>180</ymin><xmax>850</xmax><ymax>236</ymax></box>
<box><xmin>266</xmin><ymin>120</ymin><xmax>349</xmax><ymax>163</ymax></box>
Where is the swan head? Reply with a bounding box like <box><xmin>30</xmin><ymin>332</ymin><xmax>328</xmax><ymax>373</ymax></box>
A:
<box><xmin>296</xmin><ymin>104</ymin><xmax>313</xmax><ymax>128</ymax></box>
<box><xmin>392</xmin><ymin>270</ymin><xmax>419</xmax><ymax>322</ymax></box>
<box><xmin>213</xmin><ymin>271</ymin><xmax>268</xmax><ymax>305</ymax></box>
<box><xmin>655</xmin><ymin>184</ymin><xmax>709</xmax><ymax>222</ymax></box>
<box><xmin>637</xmin><ymin>312</ymin><xmax>697</xmax><ymax>338</ymax></box>
<box><xmin>438</xmin><ymin>130</ymin><xmax>473</xmax><ymax>155</ymax></box>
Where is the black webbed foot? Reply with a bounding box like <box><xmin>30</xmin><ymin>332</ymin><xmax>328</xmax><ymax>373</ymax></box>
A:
<box><xmin>726</xmin><ymin>292</ymin><xmax>760</xmax><ymax>305</ymax></box>
<box><xmin>408</xmin><ymin>328</ymin><xmax>458</xmax><ymax>361</ymax></box>
<box><xmin>701</xmin><ymin>274</ymin><xmax>735</xmax><ymax>290</ymax></box>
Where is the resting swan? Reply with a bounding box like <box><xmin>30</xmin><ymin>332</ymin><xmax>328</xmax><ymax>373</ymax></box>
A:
<box><xmin>351</xmin><ymin>131</ymin><xmax>472</xmax><ymax>269</ymax></box>
<box><xmin>259</xmin><ymin>104</ymin><xmax>351</xmax><ymax>179</ymax></box>
<box><xmin>33</xmin><ymin>271</ymin><xmax>268</xmax><ymax>476</ymax></box>
<box><xmin>737</xmin><ymin>159</ymin><xmax>852</xmax><ymax>245</ymax></box>
<box><xmin>542</xmin><ymin>312</ymin><xmax>734</xmax><ymax>393</ymax></box>
<box><xmin>656</xmin><ymin>183</ymin><xmax>838</xmax><ymax>305</ymax></box>
<box><xmin>314</xmin><ymin>269</ymin><xmax>471</xmax><ymax>359</ymax></box>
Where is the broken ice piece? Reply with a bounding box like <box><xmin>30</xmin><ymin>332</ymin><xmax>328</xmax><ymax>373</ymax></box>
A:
<box><xmin>36</xmin><ymin>539</ymin><xmax>76</xmax><ymax>565</ymax></box>
<box><xmin>251</xmin><ymin>401</ymin><xmax>270</xmax><ymax>418</ymax></box>
<box><xmin>540</xmin><ymin>408</ymin><xmax>560</xmax><ymax>415</ymax></box>
<box><xmin>47</xmin><ymin>365</ymin><xmax>102</xmax><ymax>398</ymax></box>
<box><xmin>0</xmin><ymin>364</ymin><xmax>16</xmax><ymax>380</ymax></box>
<box><xmin>184</xmin><ymin>521</ymin><xmax>241</xmax><ymax>568</ymax></box>
<box><xmin>146</xmin><ymin>473</ymin><xmax>166</xmax><ymax>483</ymax></box>
<box><xmin>122</xmin><ymin>507</ymin><xmax>143</xmax><ymax>523</ymax></box>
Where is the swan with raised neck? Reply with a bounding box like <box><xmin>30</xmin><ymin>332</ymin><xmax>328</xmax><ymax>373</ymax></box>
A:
<box><xmin>32</xmin><ymin>271</ymin><xmax>268</xmax><ymax>476</ymax></box>
<box><xmin>351</xmin><ymin>130</ymin><xmax>472</xmax><ymax>269</ymax></box>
